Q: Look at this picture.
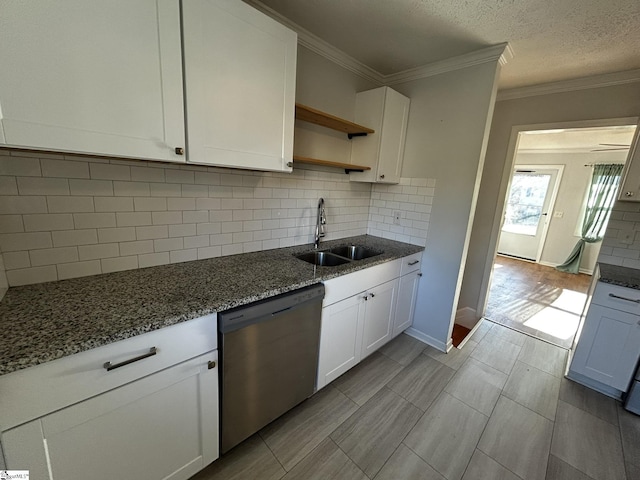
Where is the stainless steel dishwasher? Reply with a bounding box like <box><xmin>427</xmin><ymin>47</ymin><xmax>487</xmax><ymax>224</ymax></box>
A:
<box><xmin>218</xmin><ymin>284</ymin><xmax>325</xmax><ymax>453</ymax></box>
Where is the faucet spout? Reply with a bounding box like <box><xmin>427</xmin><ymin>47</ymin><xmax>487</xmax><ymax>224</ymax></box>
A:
<box><xmin>315</xmin><ymin>198</ymin><xmax>326</xmax><ymax>249</ymax></box>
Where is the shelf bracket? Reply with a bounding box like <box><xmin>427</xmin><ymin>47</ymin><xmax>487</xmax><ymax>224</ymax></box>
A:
<box><xmin>347</xmin><ymin>132</ymin><xmax>368</xmax><ymax>140</ymax></box>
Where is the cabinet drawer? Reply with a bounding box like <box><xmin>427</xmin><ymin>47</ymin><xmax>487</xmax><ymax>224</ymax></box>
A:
<box><xmin>0</xmin><ymin>314</ymin><xmax>217</xmax><ymax>431</ymax></box>
<box><xmin>400</xmin><ymin>252</ymin><xmax>422</xmax><ymax>276</ymax></box>
<box><xmin>323</xmin><ymin>259</ymin><xmax>401</xmax><ymax>306</ymax></box>
<box><xmin>592</xmin><ymin>282</ymin><xmax>640</xmax><ymax>315</ymax></box>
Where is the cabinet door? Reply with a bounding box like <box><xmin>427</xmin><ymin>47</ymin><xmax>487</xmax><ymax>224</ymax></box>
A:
<box><xmin>0</xmin><ymin>0</ymin><xmax>185</xmax><ymax>162</ymax></box>
<box><xmin>362</xmin><ymin>279</ymin><xmax>399</xmax><ymax>358</ymax></box>
<box><xmin>571</xmin><ymin>304</ymin><xmax>640</xmax><ymax>391</ymax></box>
<box><xmin>618</xmin><ymin>120</ymin><xmax>640</xmax><ymax>201</ymax></box>
<box><xmin>182</xmin><ymin>0</ymin><xmax>296</xmax><ymax>172</ymax></box>
<box><xmin>393</xmin><ymin>271</ymin><xmax>421</xmax><ymax>337</ymax></box>
<box><xmin>317</xmin><ymin>295</ymin><xmax>365</xmax><ymax>390</ymax></box>
<box><xmin>2</xmin><ymin>352</ymin><xmax>219</xmax><ymax>480</ymax></box>
<box><xmin>350</xmin><ymin>87</ymin><xmax>410</xmax><ymax>184</ymax></box>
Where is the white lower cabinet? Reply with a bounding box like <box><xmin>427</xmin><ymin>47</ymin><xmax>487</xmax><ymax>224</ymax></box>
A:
<box><xmin>569</xmin><ymin>281</ymin><xmax>640</xmax><ymax>395</ymax></box>
<box><xmin>393</xmin><ymin>270</ymin><xmax>421</xmax><ymax>337</ymax></box>
<box><xmin>317</xmin><ymin>255</ymin><xmax>423</xmax><ymax>390</ymax></box>
<box><xmin>361</xmin><ymin>279</ymin><xmax>398</xmax><ymax>358</ymax></box>
<box><xmin>2</xmin><ymin>351</ymin><xmax>219</xmax><ymax>480</ymax></box>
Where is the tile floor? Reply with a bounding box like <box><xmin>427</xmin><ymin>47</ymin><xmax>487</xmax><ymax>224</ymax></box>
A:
<box><xmin>192</xmin><ymin>321</ymin><xmax>639</xmax><ymax>480</ymax></box>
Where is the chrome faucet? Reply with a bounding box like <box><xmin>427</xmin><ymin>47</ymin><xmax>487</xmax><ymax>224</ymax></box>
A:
<box><xmin>315</xmin><ymin>198</ymin><xmax>326</xmax><ymax>249</ymax></box>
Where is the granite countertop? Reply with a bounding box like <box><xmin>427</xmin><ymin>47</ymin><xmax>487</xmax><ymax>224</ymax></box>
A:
<box><xmin>0</xmin><ymin>235</ymin><xmax>423</xmax><ymax>376</ymax></box>
<box><xmin>598</xmin><ymin>262</ymin><xmax>640</xmax><ymax>290</ymax></box>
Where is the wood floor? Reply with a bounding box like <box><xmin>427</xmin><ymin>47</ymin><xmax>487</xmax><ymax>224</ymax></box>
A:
<box><xmin>191</xmin><ymin>324</ymin><xmax>639</xmax><ymax>480</ymax></box>
<box><xmin>485</xmin><ymin>255</ymin><xmax>592</xmax><ymax>348</ymax></box>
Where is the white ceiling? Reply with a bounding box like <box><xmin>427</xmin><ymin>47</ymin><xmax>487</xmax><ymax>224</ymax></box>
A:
<box><xmin>517</xmin><ymin>125</ymin><xmax>637</xmax><ymax>153</ymax></box>
<box><xmin>255</xmin><ymin>0</ymin><xmax>640</xmax><ymax>89</ymax></box>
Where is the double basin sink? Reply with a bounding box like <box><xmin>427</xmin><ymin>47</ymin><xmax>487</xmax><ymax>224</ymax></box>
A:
<box><xmin>296</xmin><ymin>245</ymin><xmax>382</xmax><ymax>267</ymax></box>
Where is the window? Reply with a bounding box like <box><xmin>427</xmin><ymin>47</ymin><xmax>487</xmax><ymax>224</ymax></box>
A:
<box><xmin>502</xmin><ymin>172</ymin><xmax>552</xmax><ymax>236</ymax></box>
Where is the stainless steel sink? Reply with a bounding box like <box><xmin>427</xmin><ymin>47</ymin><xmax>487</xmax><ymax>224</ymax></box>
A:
<box><xmin>295</xmin><ymin>251</ymin><xmax>350</xmax><ymax>266</ymax></box>
<box><xmin>327</xmin><ymin>245</ymin><xmax>382</xmax><ymax>260</ymax></box>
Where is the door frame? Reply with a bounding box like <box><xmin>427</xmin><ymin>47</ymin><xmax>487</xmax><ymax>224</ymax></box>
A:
<box><xmin>477</xmin><ymin>116</ymin><xmax>639</xmax><ymax>317</ymax></box>
<box><xmin>498</xmin><ymin>164</ymin><xmax>565</xmax><ymax>263</ymax></box>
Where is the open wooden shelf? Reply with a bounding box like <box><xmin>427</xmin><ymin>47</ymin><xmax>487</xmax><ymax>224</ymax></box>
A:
<box><xmin>295</xmin><ymin>103</ymin><xmax>374</xmax><ymax>138</ymax></box>
<box><xmin>293</xmin><ymin>155</ymin><xmax>371</xmax><ymax>173</ymax></box>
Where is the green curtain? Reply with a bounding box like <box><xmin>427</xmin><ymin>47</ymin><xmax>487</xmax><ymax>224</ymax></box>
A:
<box><xmin>556</xmin><ymin>164</ymin><xmax>623</xmax><ymax>274</ymax></box>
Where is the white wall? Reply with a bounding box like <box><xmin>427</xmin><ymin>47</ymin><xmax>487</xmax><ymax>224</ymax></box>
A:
<box><xmin>511</xmin><ymin>151</ymin><xmax>627</xmax><ymax>273</ymax></box>
<box><xmin>393</xmin><ymin>60</ymin><xmax>502</xmax><ymax>350</ymax></box>
<box><xmin>460</xmin><ymin>82</ymin><xmax>640</xmax><ymax>315</ymax></box>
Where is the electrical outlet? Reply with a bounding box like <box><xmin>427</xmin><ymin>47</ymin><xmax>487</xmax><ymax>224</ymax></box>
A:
<box><xmin>393</xmin><ymin>211</ymin><xmax>401</xmax><ymax>225</ymax></box>
<box><xmin>553</xmin><ymin>211</ymin><xmax>564</xmax><ymax>218</ymax></box>
<box><xmin>620</xmin><ymin>230</ymin><xmax>635</xmax><ymax>245</ymax></box>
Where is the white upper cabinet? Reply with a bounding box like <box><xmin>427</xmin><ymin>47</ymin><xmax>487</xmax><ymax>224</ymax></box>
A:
<box><xmin>350</xmin><ymin>87</ymin><xmax>410</xmax><ymax>184</ymax></box>
<box><xmin>618</xmin><ymin>120</ymin><xmax>640</xmax><ymax>201</ymax></box>
<box><xmin>182</xmin><ymin>0</ymin><xmax>297</xmax><ymax>172</ymax></box>
<box><xmin>0</xmin><ymin>0</ymin><xmax>186</xmax><ymax>162</ymax></box>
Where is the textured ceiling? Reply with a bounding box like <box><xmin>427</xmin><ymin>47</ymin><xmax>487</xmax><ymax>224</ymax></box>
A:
<box><xmin>256</xmin><ymin>0</ymin><xmax>640</xmax><ymax>89</ymax></box>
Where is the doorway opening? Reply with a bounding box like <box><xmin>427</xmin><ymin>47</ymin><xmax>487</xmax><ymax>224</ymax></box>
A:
<box><xmin>483</xmin><ymin>124</ymin><xmax>636</xmax><ymax>348</ymax></box>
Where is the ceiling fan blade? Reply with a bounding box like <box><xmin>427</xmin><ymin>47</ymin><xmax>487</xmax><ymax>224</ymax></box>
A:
<box><xmin>591</xmin><ymin>147</ymin><xmax>630</xmax><ymax>152</ymax></box>
<box><xmin>599</xmin><ymin>143</ymin><xmax>631</xmax><ymax>147</ymax></box>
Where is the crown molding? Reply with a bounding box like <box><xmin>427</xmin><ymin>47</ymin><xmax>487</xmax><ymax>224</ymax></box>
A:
<box><xmin>497</xmin><ymin>68</ymin><xmax>640</xmax><ymax>101</ymax></box>
<box><xmin>243</xmin><ymin>0</ymin><xmax>384</xmax><ymax>85</ymax></box>
<box><xmin>244</xmin><ymin>1</ymin><xmax>510</xmax><ymax>86</ymax></box>
<box><xmin>384</xmin><ymin>43</ymin><xmax>511</xmax><ymax>86</ymax></box>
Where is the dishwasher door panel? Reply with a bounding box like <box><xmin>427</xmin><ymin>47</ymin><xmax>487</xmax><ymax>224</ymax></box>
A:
<box><xmin>220</xmin><ymin>301</ymin><xmax>321</xmax><ymax>453</ymax></box>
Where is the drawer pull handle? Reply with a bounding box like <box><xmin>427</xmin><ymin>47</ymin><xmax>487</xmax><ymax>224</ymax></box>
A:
<box><xmin>104</xmin><ymin>347</ymin><xmax>157</xmax><ymax>371</ymax></box>
<box><xmin>608</xmin><ymin>293</ymin><xmax>640</xmax><ymax>304</ymax></box>
<box><xmin>208</xmin><ymin>360</ymin><xmax>217</xmax><ymax>370</ymax></box>
<box><xmin>408</xmin><ymin>260</ymin><xmax>420</xmax><ymax>266</ymax></box>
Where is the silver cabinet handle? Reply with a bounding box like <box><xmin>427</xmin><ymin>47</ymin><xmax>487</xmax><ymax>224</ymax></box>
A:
<box><xmin>104</xmin><ymin>347</ymin><xmax>157</xmax><ymax>371</ymax></box>
<box><xmin>418</xmin><ymin>273</ymin><xmax>423</xmax><ymax>277</ymax></box>
<box><xmin>175</xmin><ymin>147</ymin><xmax>184</xmax><ymax>155</ymax></box>
<box><xmin>608</xmin><ymin>293</ymin><xmax>640</xmax><ymax>304</ymax></box>
<box><xmin>625</xmin><ymin>191</ymin><xmax>634</xmax><ymax>197</ymax></box>
<box><xmin>408</xmin><ymin>260</ymin><xmax>419</xmax><ymax>266</ymax></box>
<box><xmin>363</xmin><ymin>294</ymin><xmax>369</xmax><ymax>301</ymax></box>
<box><xmin>370</xmin><ymin>293</ymin><xmax>375</xmax><ymax>298</ymax></box>
<box><xmin>208</xmin><ymin>360</ymin><xmax>217</xmax><ymax>370</ymax></box>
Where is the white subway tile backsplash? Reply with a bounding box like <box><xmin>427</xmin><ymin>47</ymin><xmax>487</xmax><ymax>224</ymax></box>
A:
<box><xmin>30</xmin><ymin>247</ymin><xmax>78</xmax><ymax>266</ymax></box>
<box><xmin>0</xmin><ymin>196</ymin><xmax>48</xmax><ymax>214</ymax></box>
<box><xmin>52</xmin><ymin>229</ymin><xmax>98</xmax><ymax>247</ymax></box>
<box><xmin>0</xmin><ymin>232</ymin><xmax>52</xmax><ymax>252</ymax></box>
<box><xmin>48</xmin><ymin>196</ymin><xmax>94</xmax><ymax>213</ymax></box>
<box><xmin>0</xmin><ymin>157</ymin><xmax>41</xmax><ymax>177</ymax></box>
<box><xmin>41</xmin><ymin>159</ymin><xmax>89</xmax><ymax>179</ymax></box>
<box><xmin>0</xmin><ymin>176</ymin><xmax>18</xmax><ymax>195</ymax></box>
<box><xmin>114</xmin><ymin>181</ymin><xmax>150</xmax><ymax>197</ymax></box>
<box><xmin>151</xmin><ymin>211</ymin><xmax>182</xmax><ymax>225</ymax></box>
<box><xmin>0</xmin><ymin>215</ymin><xmax>24</xmax><ymax>233</ymax></box>
<box><xmin>136</xmin><ymin>225</ymin><xmax>168</xmax><ymax>241</ymax></box>
<box><xmin>57</xmin><ymin>260</ymin><xmax>101</xmax><ymax>280</ymax></box>
<box><xmin>116</xmin><ymin>212</ymin><xmax>152</xmax><ymax>227</ymax></box>
<box><xmin>73</xmin><ymin>213</ymin><xmax>117</xmax><ymax>229</ymax></box>
<box><xmin>134</xmin><ymin>197</ymin><xmax>167</xmax><ymax>212</ymax></box>
<box><xmin>3</xmin><ymin>251</ymin><xmax>30</xmax><ymax>270</ymax></box>
<box><xmin>69</xmin><ymin>179</ymin><xmax>114</xmax><ymax>196</ymax></box>
<box><xmin>169</xmin><ymin>224</ymin><xmax>196</xmax><ymax>238</ymax></box>
<box><xmin>101</xmin><ymin>255</ymin><xmax>138</xmax><ymax>273</ymax></box>
<box><xmin>139</xmin><ymin>252</ymin><xmax>170</xmax><ymax>268</ymax></box>
<box><xmin>95</xmin><ymin>197</ymin><xmax>134</xmax><ymax>213</ymax></box>
<box><xmin>0</xmin><ymin>154</ymin><xmax>436</xmax><ymax>286</ymax></box>
<box><xmin>119</xmin><ymin>240</ymin><xmax>154</xmax><ymax>256</ymax></box>
<box><xmin>170</xmin><ymin>249</ymin><xmax>197</xmax><ymax>263</ymax></box>
<box><xmin>90</xmin><ymin>163</ymin><xmax>130</xmax><ymax>181</ymax></box>
<box><xmin>7</xmin><ymin>265</ymin><xmax>57</xmax><ymax>286</ymax></box>
<box><xmin>98</xmin><ymin>227</ymin><xmax>136</xmax><ymax>243</ymax></box>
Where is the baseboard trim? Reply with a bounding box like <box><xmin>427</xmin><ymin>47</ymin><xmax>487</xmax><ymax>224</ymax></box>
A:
<box><xmin>405</xmin><ymin>327</ymin><xmax>449</xmax><ymax>352</ymax></box>
<box><xmin>455</xmin><ymin>307</ymin><xmax>478</xmax><ymax>329</ymax></box>
<box><xmin>538</xmin><ymin>260</ymin><xmax>594</xmax><ymax>276</ymax></box>
<box><xmin>565</xmin><ymin>370</ymin><xmax>623</xmax><ymax>400</ymax></box>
